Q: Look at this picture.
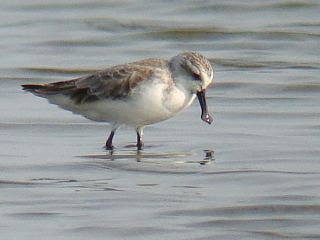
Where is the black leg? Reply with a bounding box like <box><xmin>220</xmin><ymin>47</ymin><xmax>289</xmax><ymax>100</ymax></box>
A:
<box><xmin>136</xmin><ymin>127</ymin><xmax>144</xmax><ymax>150</ymax></box>
<box><xmin>105</xmin><ymin>130</ymin><xmax>115</xmax><ymax>150</ymax></box>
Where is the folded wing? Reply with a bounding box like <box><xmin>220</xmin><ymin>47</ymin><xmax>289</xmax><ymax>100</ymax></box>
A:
<box><xmin>22</xmin><ymin>64</ymin><xmax>154</xmax><ymax>104</ymax></box>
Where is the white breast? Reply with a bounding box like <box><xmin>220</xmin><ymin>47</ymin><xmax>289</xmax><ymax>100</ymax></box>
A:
<box><xmin>46</xmin><ymin>79</ymin><xmax>196</xmax><ymax>127</ymax></box>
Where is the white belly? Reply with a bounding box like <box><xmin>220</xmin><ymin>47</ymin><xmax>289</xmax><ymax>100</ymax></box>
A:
<box><xmin>47</xmin><ymin>82</ymin><xmax>195</xmax><ymax>127</ymax></box>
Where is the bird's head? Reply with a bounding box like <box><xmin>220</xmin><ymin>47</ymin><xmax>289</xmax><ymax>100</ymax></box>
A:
<box><xmin>169</xmin><ymin>52</ymin><xmax>214</xmax><ymax>124</ymax></box>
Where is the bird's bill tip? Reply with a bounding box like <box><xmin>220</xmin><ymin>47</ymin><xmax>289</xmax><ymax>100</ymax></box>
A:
<box><xmin>201</xmin><ymin>113</ymin><xmax>213</xmax><ymax>124</ymax></box>
<box><xmin>196</xmin><ymin>90</ymin><xmax>213</xmax><ymax>125</ymax></box>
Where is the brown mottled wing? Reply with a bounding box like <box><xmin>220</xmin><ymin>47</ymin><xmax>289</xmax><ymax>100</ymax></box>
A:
<box><xmin>74</xmin><ymin>64</ymin><xmax>154</xmax><ymax>103</ymax></box>
<box><xmin>23</xmin><ymin>63</ymin><xmax>155</xmax><ymax>104</ymax></box>
<box><xmin>22</xmin><ymin>58</ymin><xmax>169</xmax><ymax>104</ymax></box>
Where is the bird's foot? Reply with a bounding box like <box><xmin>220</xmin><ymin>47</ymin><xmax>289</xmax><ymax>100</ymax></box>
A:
<box><xmin>105</xmin><ymin>144</ymin><xmax>114</xmax><ymax>151</ymax></box>
<box><xmin>137</xmin><ymin>141</ymin><xmax>144</xmax><ymax>151</ymax></box>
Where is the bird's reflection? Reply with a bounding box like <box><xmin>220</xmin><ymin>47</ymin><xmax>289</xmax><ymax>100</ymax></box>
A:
<box><xmin>199</xmin><ymin>150</ymin><xmax>215</xmax><ymax>165</ymax></box>
<box><xmin>105</xmin><ymin>148</ymin><xmax>215</xmax><ymax>165</ymax></box>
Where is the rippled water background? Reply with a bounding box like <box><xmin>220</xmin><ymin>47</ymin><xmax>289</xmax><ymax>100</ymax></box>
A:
<box><xmin>1</xmin><ymin>1</ymin><xmax>320</xmax><ymax>239</ymax></box>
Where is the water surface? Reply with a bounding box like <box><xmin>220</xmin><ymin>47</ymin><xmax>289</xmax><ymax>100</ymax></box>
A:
<box><xmin>1</xmin><ymin>1</ymin><xmax>320</xmax><ymax>239</ymax></box>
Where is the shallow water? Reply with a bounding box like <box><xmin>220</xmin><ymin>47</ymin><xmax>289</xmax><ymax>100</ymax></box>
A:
<box><xmin>1</xmin><ymin>1</ymin><xmax>320</xmax><ymax>239</ymax></box>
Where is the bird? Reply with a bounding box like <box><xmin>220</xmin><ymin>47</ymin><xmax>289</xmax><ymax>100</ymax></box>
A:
<box><xmin>22</xmin><ymin>51</ymin><xmax>214</xmax><ymax>150</ymax></box>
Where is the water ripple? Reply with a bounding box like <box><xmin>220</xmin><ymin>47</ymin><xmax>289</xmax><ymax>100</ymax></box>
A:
<box><xmin>164</xmin><ymin>204</ymin><xmax>320</xmax><ymax>217</ymax></box>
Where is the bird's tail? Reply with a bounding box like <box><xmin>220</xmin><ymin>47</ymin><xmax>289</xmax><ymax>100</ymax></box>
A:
<box><xmin>22</xmin><ymin>84</ymin><xmax>46</xmax><ymax>93</ymax></box>
<box><xmin>22</xmin><ymin>80</ymin><xmax>77</xmax><ymax>95</ymax></box>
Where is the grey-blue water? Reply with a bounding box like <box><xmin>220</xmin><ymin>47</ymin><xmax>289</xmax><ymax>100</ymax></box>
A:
<box><xmin>1</xmin><ymin>1</ymin><xmax>320</xmax><ymax>239</ymax></box>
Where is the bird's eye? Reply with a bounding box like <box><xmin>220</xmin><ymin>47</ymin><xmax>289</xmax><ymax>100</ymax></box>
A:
<box><xmin>192</xmin><ymin>73</ymin><xmax>201</xmax><ymax>81</ymax></box>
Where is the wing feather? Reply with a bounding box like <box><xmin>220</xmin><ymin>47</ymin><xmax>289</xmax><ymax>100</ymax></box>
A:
<box><xmin>23</xmin><ymin>63</ymin><xmax>158</xmax><ymax>104</ymax></box>
<box><xmin>75</xmin><ymin>65</ymin><xmax>153</xmax><ymax>101</ymax></box>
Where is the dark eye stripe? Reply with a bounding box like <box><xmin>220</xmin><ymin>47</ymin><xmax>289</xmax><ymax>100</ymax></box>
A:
<box><xmin>193</xmin><ymin>73</ymin><xmax>201</xmax><ymax>81</ymax></box>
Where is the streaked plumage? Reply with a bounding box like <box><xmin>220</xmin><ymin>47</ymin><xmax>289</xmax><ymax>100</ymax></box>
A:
<box><xmin>22</xmin><ymin>52</ymin><xmax>214</xmax><ymax>150</ymax></box>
